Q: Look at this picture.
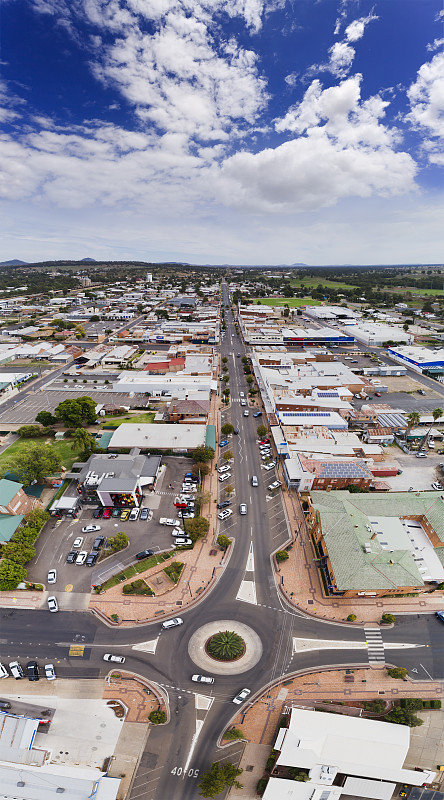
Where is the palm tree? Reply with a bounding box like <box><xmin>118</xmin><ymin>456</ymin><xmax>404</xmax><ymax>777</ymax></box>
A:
<box><xmin>71</xmin><ymin>428</ymin><xmax>95</xmax><ymax>453</ymax></box>
<box><xmin>406</xmin><ymin>412</ymin><xmax>420</xmax><ymax>437</ymax></box>
<box><xmin>208</xmin><ymin>631</ymin><xmax>245</xmax><ymax>660</ymax></box>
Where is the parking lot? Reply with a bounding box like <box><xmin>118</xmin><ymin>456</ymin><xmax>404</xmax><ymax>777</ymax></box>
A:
<box><xmin>27</xmin><ymin>456</ymin><xmax>197</xmax><ymax>603</ymax></box>
<box><xmin>0</xmin><ymin>390</ymin><xmax>142</xmax><ymax>424</ymax></box>
<box><xmin>380</xmin><ymin>448</ymin><xmax>444</xmax><ymax>492</ymax></box>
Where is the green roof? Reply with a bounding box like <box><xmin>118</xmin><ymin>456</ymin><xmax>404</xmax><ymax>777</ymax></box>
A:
<box><xmin>311</xmin><ymin>490</ymin><xmax>444</xmax><ymax>591</ymax></box>
<box><xmin>0</xmin><ymin>514</ymin><xmax>24</xmax><ymax>543</ymax></box>
<box><xmin>98</xmin><ymin>430</ymin><xmax>113</xmax><ymax>449</ymax></box>
<box><xmin>205</xmin><ymin>425</ymin><xmax>216</xmax><ymax>451</ymax></box>
<box><xmin>0</xmin><ymin>478</ymin><xmax>24</xmax><ymax>507</ymax></box>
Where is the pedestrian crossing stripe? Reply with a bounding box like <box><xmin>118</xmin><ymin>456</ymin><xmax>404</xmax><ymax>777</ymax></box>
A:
<box><xmin>364</xmin><ymin>627</ymin><xmax>385</xmax><ymax>665</ymax></box>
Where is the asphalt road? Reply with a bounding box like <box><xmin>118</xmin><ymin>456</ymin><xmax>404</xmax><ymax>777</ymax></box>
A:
<box><xmin>1</xmin><ymin>287</ymin><xmax>443</xmax><ymax>800</ymax></box>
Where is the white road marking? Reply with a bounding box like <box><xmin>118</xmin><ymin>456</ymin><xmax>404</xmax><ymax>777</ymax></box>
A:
<box><xmin>246</xmin><ymin>541</ymin><xmax>254</xmax><ymax>572</ymax></box>
<box><xmin>183</xmin><ymin>719</ymin><xmax>205</xmax><ymax>777</ymax></box>
<box><xmin>293</xmin><ymin>637</ymin><xmax>424</xmax><ymax>655</ymax></box>
<box><xmin>132</xmin><ymin>639</ymin><xmax>159</xmax><ymax>654</ymax></box>
<box><xmin>195</xmin><ymin>694</ymin><xmax>214</xmax><ymax>711</ymax></box>
<box><xmin>236</xmin><ymin>580</ymin><xmax>257</xmax><ymax>605</ymax></box>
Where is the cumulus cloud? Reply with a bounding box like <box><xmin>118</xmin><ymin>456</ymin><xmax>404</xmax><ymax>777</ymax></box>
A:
<box><xmin>344</xmin><ymin>11</ymin><xmax>378</xmax><ymax>43</ymax></box>
<box><xmin>427</xmin><ymin>37</ymin><xmax>444</xmax><ymax>52</ymax></box>
<box><xmin>406</xmin><ymin>51</ymin><xmax>444</xmax><ymax>165</ymax></box>
<box><xmin>214</xmin><ymin>75</ymin><xmax>416</xmax><ymax>212</ymax></box>
<box><xmin>307</xmin><ymin>10</ymin><xmax>378</xmax><ymax>80</ymax></box>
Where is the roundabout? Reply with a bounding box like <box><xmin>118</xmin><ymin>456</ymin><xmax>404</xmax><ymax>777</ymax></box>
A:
<box><xmin>187</xmin><ymin>619</ymin><xmax>263</xmax><ymax>675</ymax></box>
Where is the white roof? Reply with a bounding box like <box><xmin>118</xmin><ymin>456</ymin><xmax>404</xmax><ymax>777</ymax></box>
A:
<box><xmin>109</xmin><ymin>423</ymin><xmax>206</xmax><ymax>450</ymax></box>
<box><xmin>276</xmin><ymin>708</ymin><xmax>431</xmax><ymax>785</ymax></box>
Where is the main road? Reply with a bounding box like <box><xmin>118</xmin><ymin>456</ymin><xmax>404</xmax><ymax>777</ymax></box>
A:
<box><xmin>0</xmin><ymin>285</ymin><xmax>442</xmax><ymax>800</ymax></box>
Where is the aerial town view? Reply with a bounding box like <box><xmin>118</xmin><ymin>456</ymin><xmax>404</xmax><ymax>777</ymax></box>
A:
<box><xmin>0</xmin><ymin>1</ymin><xmax>443</xmax><ymax>800</ymax></box>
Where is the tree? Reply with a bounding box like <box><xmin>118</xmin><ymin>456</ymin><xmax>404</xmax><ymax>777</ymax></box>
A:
<box><xmin>387</xmin><ymin>667</ymin><xmax>408</xmax><ymax>679</ymax></box>
<box><xmin>246</xmin><ymin>375</ymin><xmax>254</xmax><ymax>385</ymax></box>
<box><xmin>108</xmin><ymin>532</ymin><xmax>129</xmax><ymax>552</ymax></box>
<box><xmin>35</xmin><ymin>411</ymin><xmax>57</xmax><ymax>427</ymax></box>
<box><xmin>381</xmin><ymin>613</ymin><xmax>396</xmax><ymax>624</ymax></box>
<box><xmin>217</xmin><ymin>535</ymin><xmax>231</xmax><ymax>550</ymax></box>
<box><xmin>17</xmin><ymin>425</ymin><xmax>42</xmax><ymax>438</ymax></box>
<box><xmin>276</xmin><ymin>550</ymin><xmax>289</xmax><ymax>562</ymax></box>
<box><xmin>54</xmin><ymin>396</ymin><xmax>97</xmax><ymax>427</ymax></box>
<box><xmin>283</xmin><ymin>305</ymin><xmax>290</xmax><ymax>318</ymax></box>
<box><xmin>0</xmin><ymin>558</ymin><xmax>27</xmax><ymax>590</ymax></box>
<box><xmin>207</xmin><ymin>630</ymin><xmax>245</xmax><ymax>660</ymax></box>
<box><xmin>406</xmin><ymin>412</ymin><xmax>420</xmax><ymax>436</ymax></box>
<box><xmin>221</xmin><ymin>423</ymin><xmax>234</xmax><ymax>436</ymax></box>
<box><xmin>191</xmin><ymin>445</ymin><xmax>214</xmax><ymax>463</ymax></box>
<box><xmin>257</xmin><ymin>424</ymin><xmax>268</xmax><ymax>438</ymax></box>
<box><xmin>347</xmin><ymin>614</ymin><xmax>357</xmax><ymax>622</ymax></box>
<box><xmin>74</xmin><ymin>324</ymin><xmax>85</xmax><ymax>337</ymax></box>
<box><xmin>191</xmin><ymin>462</ymin><xmax>210</xmax><ymax>479</ymax></box>
<box><xmin>25</xmin><ymin>509</ymin><xmax>50</xmax><ymax>530</ymax></box>
<box><xmin>225</xmin><ymin>484</ymin><xmax>234</xmax><ymax>495</ymax></box>
<box><xmin>222</xmin><ymin>357</ymin><xmax>228</xmax><ymax>363</ymax></box>
<box><xmin>198</xmin><ymin>762</ymin><xmax>243</xmax><ymax>798</ymax></box>
<box><xmin>222</xmin><ymin>450</ymin><xmax>233</xmax><ymax>462</ymax></box>
<box><xmin>71</xmin><ymin>428</ymin><xmax>95</xmax><ymax>453</ymax></box>
<box><xmin>2</xmin><ymin>540</ymin><xmax>36</xmax><ymax>565</ymax></box>
<box><xmin>0</xmin><ymin>442</ymin><xmax>62</xmax><ymax>485</ymax></box>
<box><xmin>184</xmin><ymin>516</ymin><xmax>209</xmax><ymax>541</ymax></box>
<box><xmin>385</xmin><ymin>707</ymin><xmax>423</xmax><ymax>727</ymax></box>
<box><xmin>223</xmin><ymin>728</ymin><xmax>244</xmax><ymax>740</ymax></box>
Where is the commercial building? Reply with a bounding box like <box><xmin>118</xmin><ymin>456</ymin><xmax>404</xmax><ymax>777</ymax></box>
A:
<box><xmin>306</xmin><ymin>490</ymin><xmax>444</xmax><ymax>597</ymax></box>
<box><xmin>263</xmin><ymin>708</ymin><xmax>434</xmax><ymax>800</ymax></box>
<box><xmin>108</xmin><ymin>423</ymin><xmax>207</xmax><ymax>452</ymax></box>
<box><xmin>350</xmin><ymin>323</ymin><xmax>413</xmax><ymax>347</ymax></box>
<box><xmin>386</xmin><ymin>345</ymin><xmax>444</xmax><ymax>378</ymax></box>
<box><xmin>66</xmin><ymin>453</ymin><xmax>162</xmax><ymax>507</ymax></box>
<box><xmin>112</xmin><ymin>372</ymin><xmax>213</xmax><ymax>399</ymax></box>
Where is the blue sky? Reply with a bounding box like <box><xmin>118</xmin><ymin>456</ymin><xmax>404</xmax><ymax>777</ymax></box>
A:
<box><xmin>1</xmin><ymin>0</ymin><xmax>443</xmax><ymax>265</ymax></box>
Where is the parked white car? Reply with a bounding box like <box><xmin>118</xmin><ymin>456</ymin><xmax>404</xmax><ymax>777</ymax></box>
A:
<box><xmin>159</xmin><ymin>518</ymin><xmax>180</xmax><ymax>526</ymax></box>
<box><xmin>45</xmin><ymin>663</ymin><xmax>56</xmax><ymax>680</ymax></box>
<box><xmin>218</xmin><ymin>464</ymin><xmax>231</xmax><ymax>473</ymax></box>
<box><xmin>218</xmin><ymin>508</ymin><xmax>233</xmax><ymax>520</ymax></box>
<box><xmin>263</xmin><ymin>462</ymin><xmax>276</xmax><ymax>471</ymax></box>
<box><xmin>72</xmin><ymin>537</ymin><xmax>84</xmax><ymax>549</ymax></box>
<box><xmin>219</xmin><ymin>472</ymin><xmax>231</xmax><ymax>483</ymax></box>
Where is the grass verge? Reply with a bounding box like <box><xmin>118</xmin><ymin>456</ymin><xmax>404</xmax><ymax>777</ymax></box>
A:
<box><xmin>99</xmin><ymin>551</ymin><xmax>173</xmax><ymax>591</ymax></box>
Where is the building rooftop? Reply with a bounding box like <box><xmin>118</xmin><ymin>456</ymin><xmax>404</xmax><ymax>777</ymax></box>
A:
<box><xmin>0</xmin><ymin>478</ymin><xmax>23</xmax><ymax>506</ymax></box>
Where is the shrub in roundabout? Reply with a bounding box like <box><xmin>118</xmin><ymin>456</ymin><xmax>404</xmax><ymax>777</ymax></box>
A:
<box><xmin>207</xmin><ymin>630</ymin><xmax>245</xmax><ymax>661</ymax></box>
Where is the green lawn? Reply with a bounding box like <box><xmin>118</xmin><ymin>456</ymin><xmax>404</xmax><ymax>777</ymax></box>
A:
<box><xmin>102</xmin><ymin>412</ymin><xmax>155</xmax><ymax>428</ymax></box>
<box><xmin>253</xmin><ymin>297</ymin><xmax>322</xmax><ymax>307</ymax></box>
<box><xmin>100</xmin><ymin>552</ymin><xmax>174</xmax><ymax>591</ymax></box>
<box><xmin>290</xmin><ymin>277</ymin><xmax>358</xmax><ymax>290</ymax></box>
<box><xmin>0</xmin><ymin>437</ymin><xmax>84</xmax><ymax>473</ymax></box>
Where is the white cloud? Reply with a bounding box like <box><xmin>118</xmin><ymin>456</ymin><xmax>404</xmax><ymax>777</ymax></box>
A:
<box><xmin>406</xmin><ymin>51</ymin><xmax>444</xmax><ymax>165</ymax></box>
<box><xmin>284</xmin><ymin>72</ymin><xmax>298</xmax><ymax>87</ymax></box>
<box><xmin>327</xmin><ymin>41</ymin><xmax>355</xmax><ymax>77</ymax></box>
<box><xmin>427</xmin><ymin>37</ymin><xmax>444</xmax><ymax>52</ymax></box>
<box><xmin>345</xmin><ymin>11</ymin><xmax>378</xmax><ymax>43</ymax></box>
<box><xmin>214</xmin><ymin>75</ymin><xmax>416</xmax><ymax>212</ymax></box>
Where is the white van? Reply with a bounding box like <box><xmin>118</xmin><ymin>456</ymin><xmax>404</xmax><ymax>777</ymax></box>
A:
<box><xmin>162</xmin><ymin>617</ymin><xmax>183</xmax><ymax>629</ymax></box>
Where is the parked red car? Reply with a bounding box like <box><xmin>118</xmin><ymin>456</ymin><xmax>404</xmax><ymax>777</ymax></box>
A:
<box><xmin>103</xmin><ymin>507</ymin><xmax>112</xmax><ymax>519</ymax></box>
<box><xmin>260</xmin><ymin>439</ymin><xmax>270</xmax><ymax>445</ymax></box>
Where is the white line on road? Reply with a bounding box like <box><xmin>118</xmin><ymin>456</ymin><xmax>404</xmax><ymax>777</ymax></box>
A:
<box><xmin>246</xmin><ymin>541</ymin><xmax>254</xmax><ymax>572</ymax></box>
<box><xmin>183</xmin><ymin>719</ymin><xmax>205</xmax><ymax>777</ymax></box>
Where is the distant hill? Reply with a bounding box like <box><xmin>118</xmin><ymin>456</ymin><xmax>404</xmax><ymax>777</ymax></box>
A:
<box><xmin>0</xmin><ymin>259</ymin><xmax>28</xmax><ymax>267</ymax></box>
<box><xmin>80</xmin><ymin>257</ymin><xmax>96</xmax><ymax>263</ymax></box>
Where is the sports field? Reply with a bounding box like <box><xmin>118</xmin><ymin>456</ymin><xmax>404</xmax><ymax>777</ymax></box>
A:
<box><xmin>254</xmin><ymin>297</ymin><xmax>322</xmax><ymax>307</ymax></box>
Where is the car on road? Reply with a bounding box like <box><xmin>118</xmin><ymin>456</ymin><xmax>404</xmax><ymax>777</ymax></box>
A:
<box><xmin>219</xmin><ymin>472</ymin><xmax>231</xmax><ymax>482</ymax></box>
<box><xmin>219</xmin><ymin>439</ymin><xmax>229</xmax><ymax>447</ymax></box>
<box><xmin>432</xmin><ymin>482</ymin><xmax>443</xmax><ymax>490</ymax></box>
<box><xmin>47</xmin><ymin>596</ymin><xmax>58</xmax><ymax>613</ymax></box>
<box><xmin>93</xmin><ymin>507</ymin><xmax>103</xmax><ymax>518</ymax></box>
<box><xmin>233</xmin><ymin>428</ymin><xmax>239</xmax><ymax>435</ymax></box>
<box><xmin>217</xmin><ymin>500</ymin><xmax>231</xmax><ymax>509</ymax></box>
<box><xmin>191</xmin><ymin>674</ymin><xmax>214</xmax><ymax>684</ymax></box>
<box><xmin>239</xmin><ymin>391</ymin><xmax>244</xmax><ymax>398</ymax></box>
<box><xmin>76</xmin><ymin>551</ymin><xmax>88</xmax><ymax>565</ymax></box>
<box><xmin>374</xmin><ymin>392</ymin><xmax>382</xmax><ymax>397</ymax></box>
<box><xmin>66</xmin><ymin>550</ymin><xmax>77</xmax><ymax>563</ymax></box>
<box><xmin>73</xmin><ymin>537</ymin><xmax>84</xmax><ymax>549</ymax></box>
<box><xmin>0</xmin><ymin>662</ymin><xmax>8</xmax><ymax>679</ymax></box>
<box><xmin>160</xmin><ymin>518</ymin><xmax>180</xmax><ymax>526</ymax></box>
<box><xmin>86</xmin><ymin>550</ymin><xmax>99</xmax><ymax>567</ymax></box>
<box><xmin>129</xmin><ymin>507</ymin><xmax>140</xmax><ymax>521</ymax></box>
<box><xmin>93</xmin><ymin>535</ymin><xmax>105</xmax><ymax>550</ymax></box>
<box><xmin>173</xmin><ymin>537</ymin><xmax>193</xmax><ymax>546</ymax></box>
<box><xmin>251</xmin><ymin>475</ymin><xmax>258</xmax><ymax>487</ymax></box>
<box><xmin>268</xmin><ymin>480</ymin><xmax>282</xmax><ymax>491</ymax></box>
<box><xmin>416</xmin><ymin>452</ymin><xmax>427</xmax><ymax>458</ymax></box>
<box><xmin>9</xmin><ymin>661</ymin><xmax>24</xmax><ymax>679</ymax></box>
<box><xmin>103</xmin><ymin>507</ymin><xmax>113</xmax><ymax>518</ymax></box>
<box><xmin>136</xmin><ymin>549</ymin><xmax>154</xmax><ymax>560</ymax></box>
<box><xmin>263</xmin><ymin>462</ymin><xmax>276</xmax><ymax>471</ymax></box>
<box><xmin>45</xmin><ymin>663</ymin><xmax>56</xmax><ymax>680</ymax></box>
<box><xmin>120</xmin><ymin>510</ymin><xmax>130</xmax><ymax>521</ymax></box>
<box><xmin>232</xmin><ymin>687</ymin><xmax>251</xmax><ymax>704</ymax></box>
<box><xmin>47</xmin><ymin>569</ymin><xmax>57</xmax><ymax>584</ymax></box>
<box><xmin>162</xmin><ymin>617</ymin><xmax>183</xmax><ymax>629</ymax></box>
<box><xmin>239</xmin><ymin>503</ymin><xmax>247</xmax><ymax>515</ymax></box>
<box><xmin>82</xmin><ymin>525</ymin><xmax>101</xmax><ymax>534</ymax></box>
<box><xmin>240</xmin><ymin>400</ymin><xmax>247</xmax><ymax>407</ymax></box>
<box><xmin>253</xmin><ymin>411</ymin><xmax>262</xmax><ymax>417</ymax></box>
<box><xmin>26</xmin><ymin>660</ymin><xmax>39</xmax><ymax>681</ymax></box>
<box><xmin>140</xmin><ymin>507</ymin><xmax>149</xmax><ymax>521</ymax></box>
<box><xmin>218</xmin><ymin>508</ymin><xmax>233</xmax><ymax>520</ymax></box>
<box><xmin>103</xmin><ymin>654</ymin><xmax>126</xmax><ymax>663</ymax></box>
<box><xmin>243</xmin><ymin>409</ymin><xmax>249</xmax><ymax>416</ymax></box>
<box><xmin>218</xmin><ymin>464</ymin><xmax>231</xmax><ymax>473</ymax></box>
